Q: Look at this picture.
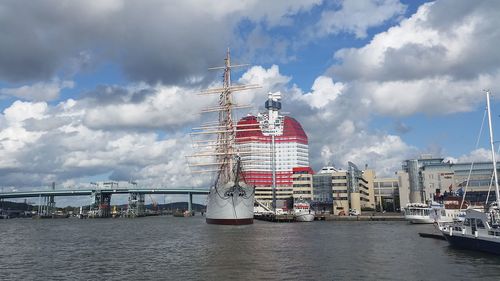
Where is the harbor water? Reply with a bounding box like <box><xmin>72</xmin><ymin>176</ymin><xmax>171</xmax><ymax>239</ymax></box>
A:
<box><xmin>1</xmin><ymin>216</ymin><xmax>500</xmax><ymax>280</ymax></box>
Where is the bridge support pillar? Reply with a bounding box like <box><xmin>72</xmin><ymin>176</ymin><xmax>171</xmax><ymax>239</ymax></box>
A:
<box><xmin>37</xmin><ymin>195</ymin><xmax>54</xmax><ymax>217</ymax></box>
<box><xmin>127</xmin><ymin>193</ymin><xmax>145</xmax><ymax>217</ymax></box>
<box><xmin>48</xmin><ymin>195</ymin><xmax>55</xmax><ymax>216</ymax></box>
<box><xmin>188</xmin><ymin>193</ymin><xmax>193</xmax><ymax>213</ymax></box>
<box><xmin>90</xmin><ymin>191</ymin><xmax>111</xmax><ymax>218</ymax></box>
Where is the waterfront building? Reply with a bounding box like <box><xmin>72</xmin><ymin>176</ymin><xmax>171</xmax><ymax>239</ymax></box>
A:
<box><xmin>291</xmin><ymin>163</ymin><xmax>375</xmax><ymax>215</ymax></box>
<box><xmin>314</xmin><ymin>169</ymin><xmax>335</xmax><ymax>213</ymax></box>
<box><xmin>398</xmin><ymin>155</ymin><xmax>500</xmax><ymax>207</ymax></box>
<box><xmin>236</xmin><ymin>113</ymin><xmax>309</xmax><ymax>205</ymax></box>
<box><xmin>373</xmin><ymin>177</ymin><xmax>400</xmax><ymax>212</ymax></box>
<box><xmin>292</xmin><ymin>167</ymin><xmax>314</xmax><ymax>201</ymax></box>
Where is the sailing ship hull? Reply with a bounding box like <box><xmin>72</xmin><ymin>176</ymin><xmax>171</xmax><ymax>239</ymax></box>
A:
<box><xmin>442</xmin><ymin>232</ymin><xmax>500</xmax><ymax>255</ymax></box>
<box><xmin>205</xmin><ymin>185</ymin><xmax>254</xmax><ymax>225</ymax></box>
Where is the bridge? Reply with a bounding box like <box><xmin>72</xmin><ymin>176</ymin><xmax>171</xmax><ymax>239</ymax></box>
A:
<box><xmin>0</xmin><ymin>188</ymin><xmax>209</xmax><ymax>218</ymax></box>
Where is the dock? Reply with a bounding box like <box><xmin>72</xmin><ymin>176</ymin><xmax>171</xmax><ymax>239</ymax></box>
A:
<box><xmin>255</xmin><ymin>214</ymin><xmax>295</xmax><ymax>222</ymax></box>
<box><xmin>323</xmin><ymin>215</ymin><xmax>405</xmax><ymax>221</ymax></box>
<box><xmin>254</xmin><ymin>213</ymin><xmax>405</xmax><ymax>223</ymax></box>
<box><xmin>418</xmin><ymin>232</ymin><xmax>446</xmax><ymax>240</ymax></box>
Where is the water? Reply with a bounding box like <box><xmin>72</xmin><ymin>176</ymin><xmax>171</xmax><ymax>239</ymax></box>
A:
<box><xmin>1</xmin><ymin>217</ymin><xmax>500</xmax><ymax>280</ymax></box>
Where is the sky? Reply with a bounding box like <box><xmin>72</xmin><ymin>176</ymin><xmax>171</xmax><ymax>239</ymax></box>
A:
<box><xmin>1</xmin><ymin>0</ymin><xmax>500</xmax><ymax>205</ymax></box>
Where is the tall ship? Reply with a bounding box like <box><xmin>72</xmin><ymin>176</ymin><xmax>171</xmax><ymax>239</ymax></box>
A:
<box><xmin>190</xmin><ymin>49</ymin><xmax>259</xmax><ymax>225</ymax></box>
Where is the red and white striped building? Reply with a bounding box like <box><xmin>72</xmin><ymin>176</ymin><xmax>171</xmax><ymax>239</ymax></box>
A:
<box><xmin>236</xmin><ymin>115</ymin><xmax>309</xmax><ymax>203</ymax></box>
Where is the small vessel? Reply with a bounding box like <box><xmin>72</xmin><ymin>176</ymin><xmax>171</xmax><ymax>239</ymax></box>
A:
<box><xmin>404</xmin><ymin>201</ymin><xmax>458</xmax><ymax>224</ymax></box>
<box><xmin>111</xmin><ymin>205</ymin><xmax>118</xmax><ymax>218</ymax></box>
<box><xmin>173</xmin><ymin>209</ymin><xmax>186</xmax><ymax>217</ymax></box>
<box><xmin>77</xmin><ymin>206</ymin><xmax>87</xmax><ymax>219</ymax></box>
<box><xmin>293</xmin><ymin>201</ymin><xmax>315</xmax><ymax>222</ymax></box>
<box><xmin>190</xmin><ymin>49</ymin><xmax>259</xmax><ymax>225</ymax></box>
<box><xmin>439</xmin><ymin>90</ymin><xmax>500</xmax><ymax>254</ymax></box>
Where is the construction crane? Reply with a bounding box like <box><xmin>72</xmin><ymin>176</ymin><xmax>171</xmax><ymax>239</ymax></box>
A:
<box><xmin>148</xmin><ymin>194</ymin><xmax>158</xmax><ymax>213</ymax></box>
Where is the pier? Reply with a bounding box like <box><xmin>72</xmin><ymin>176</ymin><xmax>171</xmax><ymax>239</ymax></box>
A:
<box><xmin>255</xmin><ymin>213</ymin><xmax>295</xmax><ymax>222</ymax></box>
<box><xmin>255</xmin><ymin>212</ymin><xmax>405</xmax><ymax>223</ymax></box>
<box><xmin>323</xmin><ymin>214</ymin><xmax>405</xmax><ymax>221</ymax></box>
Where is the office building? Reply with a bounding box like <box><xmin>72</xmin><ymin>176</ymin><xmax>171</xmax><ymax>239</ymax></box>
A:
<box><xmin>398</xmin><ymin>155</ymin><xmax>500</xmax><ymax>207</ymax></box>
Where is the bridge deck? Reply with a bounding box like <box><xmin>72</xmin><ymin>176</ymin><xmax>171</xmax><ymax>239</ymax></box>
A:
<box><xmin>0</xmin><ymin>188</ymin><xmax>209</xmax><ymax>199</ymax></box>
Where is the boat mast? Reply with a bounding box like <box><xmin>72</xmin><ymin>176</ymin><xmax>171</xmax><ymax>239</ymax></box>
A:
<box><xmin>485</xmin><ymin>90</ymin><xmax>500</xmax><ymax>207</ymax></box>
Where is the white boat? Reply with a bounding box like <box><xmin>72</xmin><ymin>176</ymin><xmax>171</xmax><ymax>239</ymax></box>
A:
<box><xmin>190</xmin><ymin>49</ymin><xmax>259</xmax><ymax>225</ymax></box>
<box><xmin>439</xmin><ymin>90</ymin><xmax>500</xmax><ymax>255</ymax></box>
<box><xmin>293</xmin><ymin>201</ymin><xmax>315</xmax><ymax>222</ymax></box>
<box><xmin>404</xmin><ymin>202</ymin><xmax>458</xmax><ymax>224</ymax></box>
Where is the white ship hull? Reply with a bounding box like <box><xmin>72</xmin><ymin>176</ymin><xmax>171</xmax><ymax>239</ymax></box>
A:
<box><xmin>206</xmin><ymin>182</ymin><xmax>254</xmax><ymax>225</ymax></box>
<box><xmin>404</xmin><ymin>214</ymin><xmax>436</xmax><ymax>224</ymax></box>
<box><xmin>294</xmin><ymin>213</ymin><xmax>315</xmax><ymax>222</ymax></box>
<box><xmin>404</xmin><ymin>202</ymin><xmax>458</xmax><ymax>224</ymax></box>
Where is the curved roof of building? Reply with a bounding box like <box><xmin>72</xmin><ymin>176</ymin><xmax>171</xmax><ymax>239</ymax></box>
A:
<box><xmin>236</xmin><ymin>115</ymin><xmax>308</xmax><ymax>144</ymax></box>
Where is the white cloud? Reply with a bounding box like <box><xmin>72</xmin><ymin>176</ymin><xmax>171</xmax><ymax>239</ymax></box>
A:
<box><xmin>329</xmin><ymin>1</ymin><xmax>500</xmax><ymax>116</ymax></box>
<box><xmin>296</xmin><ymin>76</ymin><xmax>345</xmax><ymax>109</ymax></box>
<box><xmin>3</xmin><ymin>100</ymin><xmax>47</xmax><ymax>124</ymax></box>
<box><xmin>366</xmin><ymin>74</ymin><xmax>497</xmax><ymax>116</ymax></box>
<box><xmin>0</xmin><ymin>85</ymin><xmax>204</xmax><ymax>188</ymax></box>
<box><xmin>236</xmin><ymin>65</ymin><xmax>291</xmax><ymax>110</ymax></box>
<box><xmin>0</xmin><ymin>0</ymin><xmax>321</xmax><ymax>84</ymax></box>
<box><xmin>337</xmin><ymin>119</ymin><xmax>355</xmax><ymax>138</ymax></box>
<box><xmin>456</xmin><ymin>148</ymin><xmax>496</xmax><ymax>163</ymax></box>
<box><xmin>335</xmin><ymin>133</ymin><xmax>416</xmax><ymax>176</ymax></box>
<box><xmin>316</xmin><ymin>0</ymin><xmax>406</xmax><ymax>38</ymax></box>
<box><xmin>83</xmin><ymin>84</ymin><xmax>208</xmax><ymax>130</ymax></box>
<box><xmin>0</xmin><ymin>79</ymin><xmax>74</xmax><ymax>101</ymax></box>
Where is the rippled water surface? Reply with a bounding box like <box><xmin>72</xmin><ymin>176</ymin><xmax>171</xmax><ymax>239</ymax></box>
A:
<box><xmin>1</xmin><ymin>216</ymin><xmax>500</xmax><ymax>280</ymax></box>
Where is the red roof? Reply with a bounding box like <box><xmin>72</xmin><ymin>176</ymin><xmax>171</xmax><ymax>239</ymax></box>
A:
<box><xmin>292</xmin><ymin>167</ymin><xmax>314</xmax><ymax>174</ymax></box>
<box><xmin>236</xmin><ymin>115</ymin><xmax>308</xmax><ymax>144</ymax></box>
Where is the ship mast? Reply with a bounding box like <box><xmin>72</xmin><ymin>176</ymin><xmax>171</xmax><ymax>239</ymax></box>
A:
<box><xmin>485</xmin><ymin>90</ymin><xmax>500</xmax><ymax>207</ymax></box>
<box><xmin>189</xmin><ymin>49</ymin><xmax>260</xmax><ymax>186</ymax></box>
<box><xmin>218</xmin><ymin>49</ymin><xmax>236</xmax><ymax>185</ymax></box>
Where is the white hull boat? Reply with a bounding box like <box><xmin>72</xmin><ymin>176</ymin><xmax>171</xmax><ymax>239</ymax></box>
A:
<box><xmin>294</xmin><ymin>213</ymin><xmax>315</xmax><ymax>222</ymax></box>
<box><xmin>293</xmin><ymin>201</ymin><xmax>315</xmax><ymax>222</ymax></box>
<box><xmin>404</xmin><ymin>202</ymin><xmax>457</xmax><ymax>224</ymax></box>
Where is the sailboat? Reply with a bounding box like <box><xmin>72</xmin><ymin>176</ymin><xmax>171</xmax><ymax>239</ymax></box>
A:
<box><xmin>439</xmin><ymin>90</ymin><xmax>500</xmax><ymax>255</ymax></box>
<box><xmin>190</xmin><ymin>49</ymin><xmax>259</xmax><ymax>225</ymax></box>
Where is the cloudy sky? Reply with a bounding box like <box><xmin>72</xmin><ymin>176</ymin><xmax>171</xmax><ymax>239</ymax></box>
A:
<box><xmin>1</xmin><ymin>0</ymin><xmax>500</xmax><ymax>204</ymax></box>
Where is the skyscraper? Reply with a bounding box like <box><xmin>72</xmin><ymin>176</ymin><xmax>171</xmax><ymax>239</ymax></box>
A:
<box><xmin>236</xmin><ymin>93</ymin><xmax>309</xmax><ymax>205</ymax></box>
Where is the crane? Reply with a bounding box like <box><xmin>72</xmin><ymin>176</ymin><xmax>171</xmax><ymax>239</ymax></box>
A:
<box><xmin>148</xmin><ymin>194</ymin><xmax>158</xmax><ymax>213</ymax></box>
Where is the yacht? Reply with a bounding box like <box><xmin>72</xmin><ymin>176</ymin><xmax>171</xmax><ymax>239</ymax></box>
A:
<box><xmin>439</xmin><ymin>90</ymin><xmax>500</xmax><ymax>254</ymax></box>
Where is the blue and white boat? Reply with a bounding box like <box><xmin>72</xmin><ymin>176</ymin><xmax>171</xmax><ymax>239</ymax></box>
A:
<box><xmin>439</xmin><ymin>90</ymin><xmax>500</xmax><ymax>255</ymax></box>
